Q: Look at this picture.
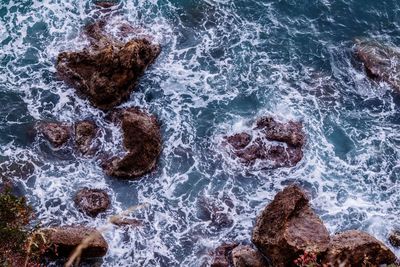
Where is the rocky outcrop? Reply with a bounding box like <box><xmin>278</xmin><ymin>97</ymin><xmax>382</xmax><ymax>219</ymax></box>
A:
<box><xmin>231</xmin><ymin>245</ymin><xmax>268</xmax><ymax>267</ymax></box>
<box><xmin>322</xmin><ymin>230</ymin><xmax>397</xmax><ymax>266</ymax></box>
<box><xmin>252</xmin><ymin>185</ymin><xmax>330</xmax><ymax>267</ymax></box>
<box><xmin>74</xmin><ymin>188</ymin><xmax>110</xmax><ymax>217</ymax></box>
<box><xmin>225</xmin><ymin>117</ymin><xmax>305</xmax><ymax>169</ymax></box>
<box><xmin>37</xmin><ymin>122</ymin><xmax>71</xmax><ymax>148</ymax></box>
<box><xmin>57</xmin><ymin>21</ymin><xmax>161</xmax><ymax>110</ymax></box>
<box><xmin>354</xmin><ymin>38</ymin><xmax>400</xmax><ymax>91</ymax></box>
<box><xmin>211</xmin><ymin>243</ymin><xmax>238</xmax><ymax>267</ymax></box>
<box><xmin>41</xmin><ymin>226</ymin><xmax>108</xmax><ymax>258</ymax></box>
<box><xmin>103</xmin><ymin>108</ymin><xmax>162</xmax><ymax>179</ymax></box>
<box><xmin>75</xmin><ymin>120</ymin><xmax>99</xmax><ymax>155</ymax></box>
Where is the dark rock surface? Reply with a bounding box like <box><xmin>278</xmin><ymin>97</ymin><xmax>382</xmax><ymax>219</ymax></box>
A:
<box><xmin>225</xmin><ymin>117</ymin><xmax>305</xmax><ymax>169</ymax></box>
<box><xmin>37</xmin><ymin>122</ymin><xmax>71</xmax><ymax>148</ymax></box>
<box><xmin>57</xmin><ymin>21</ymin><xmax>161</xmax><ymax>110</ymax></box>
<box><xmin>75</xmin><ymin>120</ymin><xmax>99</xmax><ymax>155</ymax></box>
<box><xmin>74</xmin><ymin>188</ymin><xmax>110</xmax><ymax>217</ymax></box>
<box><xmin>211</xmin><ymin>243</ymin><xmax>238</xmax><ymax>267</ymax></box>
<box><xmin>111</xmin><ymin>217</ymin><xmax>142</xmax><ymax>227</ymax></box>
<box><xmin>41</xmin><ymin>226</ymin><xmax>108</xmax><ymax>258</ymax></box>
<box><xmin>322</xmin><ymin>230</ymin><xmax>397</xmax><ymax>266</ymax></box>
<box><xmin>231</xmin><ymin>245</ymin><xmax>269</xmax><ymax>267</ymax></box>
<box><xmin>103</xmin><ymin>108</ymin><xmax>162</xmax><ymax>179</ymax></box>
<box><xmin>389</xmin><ymin>230</ymin><xmax>400</xmax><ymax>247</ymax></box>
<box><xmin>252</xmin><ymin>185</ymin><xmax>330</xmax><ymax>267</ymax></box>
<box><xmin>354</xmin><ymin>38</ymin><xmax>400</xmax><ymax>91</ymax></box>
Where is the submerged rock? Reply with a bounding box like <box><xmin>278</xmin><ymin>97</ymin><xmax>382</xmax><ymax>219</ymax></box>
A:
<box><xmin>41</xmin><ymin>226</ymin><xmax>108</xmax><ymax>258</ymax></box>
<box><xmin>225</xmin><ymin>117</ymin><xmax>305</xmax><ymax>169</ymax></box>
<box><xmin>111</xmin><ymin>217</ymin><xmax>142</xmax><ymax>227</ymax></box>
<box><xmin>389</xmin><ymin>230</ymin><xmax>400</xmax><ymax>247</ymax></box>
<box><xmin>322</xmin><ymin>230</ymin><xmax>396</xmax><ymax>266</ymax></box>
<box><xmin>57</xmin><ymin>21</ymin><xmax>161</xmax><ymax>110</ymax></box>
<box><xmin>354</xmin><ymin>38</ymin><xmax>400</xmax><ymax>91</ymax></box>
<box><xmin>94</xmin><ymin>1</ymin><xmax>118</xmax><ymax>8</ymax></box>
<box><xmin>252</xmin><ymin>185</ymin><xmax>330</xmax><ymax>267</ymax></box>
<box><xmin>74</xmin><ymin>188</ymin><xmax>110</xmax><ymax>217</ymax></box>
<box><xmin>75</xmin><ymin>120</ymin><xmax>99</xmax><ymax>155</ymax></box>
<box><xmin>231</xmin><ymin>245</ymin><xmax>269</xmax><ymax>267</ymax></box>
<box><xmin>37</xmin><ymin>122</ymin><xmax>71</xmax><ymax>148</ymax></box>
<box><xmin>103</xmin><ymin>108</ymin><xmax>162</xmax><ymax>179</ymax></box>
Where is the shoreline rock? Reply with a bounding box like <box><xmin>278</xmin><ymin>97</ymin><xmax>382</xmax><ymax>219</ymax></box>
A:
<box><xmin>75</xmin><ymin>120</ymin><xmax>99</xmax><ymax>155</ymax></box>
<box><xmin>74</xmin><ymin>188</ymin><xmax>110</xmax><ymax>217</ymax></box>
<box><xmin>37</xmin><ymin>122</ymin><xmax>71</xmax><ymax>148</ymax></box>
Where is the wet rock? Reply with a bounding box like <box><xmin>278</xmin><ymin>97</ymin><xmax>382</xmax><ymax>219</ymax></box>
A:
<box><xmin>37</xmin><ymin>122</ymin><xmax>71</xmax><ymax>148</ymax></box>
<box><xmin>75</xmin><ymin>120</ymin><xmax>99</xmax><ymax>155</ymax></box>
<box><xmin>94</xmin><ymin>1</ymin><xmax>118</xmax><ymax>9</ymax></box>
<box><xmin>354</xmin><ymin>38</ymin><xmax>400</xmax><ymax>91</ymax></box>
<box><xmin>41</xmin><ymin>226</ymin><xmax>108</xmax><ymax>258</ymax></box>
<box><xmin>0</xmin><ymin>160</ymin><xmax>35</xmax><ymax>180</ymax></box>
<box><xmin>389</xmin><ymin>230</ymin><xmax>400</xmax><ymax>247</ymax></box>
<box><xmin>231</xmin><ymin>245</ymin><xmax>269</xmax><ymax>267</ymax></box>
<box><xmin>103</xmin><ymin>108</ymin><xmax>162</xmax><ymax>179</ymax></box>
<box><xmin>225</xmin><ymin>117</ymin><xmax>305</xmax><ymax>169</ymax></box>
<box><xmin>74</xmin><ymin>188</ymin><xmax>110</xmax><ymax>217</ymax></box>
<box><xmin>252</xmin><ymin>185</ymin><xmax>330</xmax><ymax>267</ymax></box>
<box><xmin>211</xmin><ymin>243</ymin><xmax>238</xmax><ymax>267</ymax></box>
<box><xmin>111</xmin><ymin>217</ymin><xmax>142</xmax><ymax>227</ymax></box>
<box><xmin>322</xmin><ymin>230</ymin><xmax>397</xmax><ymax>266</ymax></box>
<box><xmin>57</xmin><ymin>21</ymin><xmax>161</xmax><ymax>110</ymax></box>
<box><xmin>197</xmin><ymin>197</ymin><xmax>234</xmax><ymax>229</ymax></box>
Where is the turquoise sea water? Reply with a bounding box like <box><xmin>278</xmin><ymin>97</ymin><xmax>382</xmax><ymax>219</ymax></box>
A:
<box><xmin>1</xmin><ymin>0</ymin><xmax>400</xmax><ymax>265</ymax></box>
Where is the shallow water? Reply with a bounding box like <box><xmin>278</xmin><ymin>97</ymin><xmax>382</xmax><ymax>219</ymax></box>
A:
<box><xmin>1</xmin><ymin>0</ymin><xmax>400</xmax><ymax>266</ymax></box>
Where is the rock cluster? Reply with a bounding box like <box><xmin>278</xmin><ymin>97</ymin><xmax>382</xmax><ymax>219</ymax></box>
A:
<box><xmin>74</xmin><ymin>188</ymin><xmax>110</xmax><ymax>217</ymax></box>
<box><xmin>225</xmin><ymin>117</ymin><xmax>305</xmax><ymax>168</ymax></box>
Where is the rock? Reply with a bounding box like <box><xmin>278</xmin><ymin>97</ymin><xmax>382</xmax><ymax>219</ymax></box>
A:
<box><xmin>231</xmin><ymin>245</ymin><xmax>269</xmax><ymax>267</ymax></box>
<box><xmin>225</xmin><ymin>117</ymin><xmax>305</xmax><ymax>169</ymax></box>
<box><xmin>322</xmin><ymin>230</ymin><xmax>397</xmax><ymax>266</ymax></box>
<box><xmin>211</xmin><ymin>243</ymin><xmax>238</xmax><ymax>267</ymax></box>
<box><xmin>37</xmin><ymin>122</ymin><xmax>71</xmax><ymax>148</ymax></box>
<box><xmin>252</xmin><ymin>185</ymin><xmax>330</xmax><ymax>267</ymax></box>
<box><xmin>354</xmin><ymin>38</ymin><xmax>400</xmax><ymax>91</ymax></box>
<box><xmin>41</xmin><ymin>226</ymin><xmax>108</xmax><ymax>258</ymax></box>
<box><xmin>74</xmin><ymin>188</ymin><xmax>110</xmax><ymax>217</ymax></box>
<box><xmin>57</xmin><ymin>21</ymin><xmax>161</xmax><ymax>110</ymax></box>
<box><xmin>197</xmin><ymin>197</ymin><xmax>233</xmax><ymax>229</ymax></box>
<box><xmin>75</xmin><ymin>120</ymin><xmax>99</xmax><ymax>155</ymax></box>
<box><xmin>111</xmin><ymin>217</ymin><xmax>142</xmax><ymax>227</ymax></box>
<box><xmin>103</xmin><ymin>108</ymin><xmax>162</xmax><ymax>179</ymax></box>
<box><xmin>94</xmin><ymin>1</ymin><xmax>118</xmax><ymax>8</ymax></box>
<box><xmin>389</xmin><ymin>230</ymin><xmax>400</xmax><ymax>247</ymax></box>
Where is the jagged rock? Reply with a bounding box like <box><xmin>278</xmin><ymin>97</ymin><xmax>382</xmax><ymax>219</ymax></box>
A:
<box><xmin>252</xmin><ymin>185</ymin><xmax>330</xmax><ymax>267</ymax></box>
<box><xmin>389</xmin><ymin>230</ymin><xmax>400</xmax><ymax>247</ymax></box>
<box><xmin>103</xmin><ymin>108</ymin><xmax>162</xmax><ymax>179</ymax></box>
<box><xmin>74</xmin><ymin>188</ymin><xmax>110</xmax><ymax>217</ymax></box>
<box><xmin>211</xmin><ymin>243</ymin><xmax>238</xmax><ymax>267</ymax></box>
<box><xmin>322</xmin><ymin>230</ymin><xmax>397</xmax><ymax>266</ymax></box>
<box><xmin>231</xmin><ymin>245</ymin><xmax>268</xmax><ymax>267</ymax></box>
<box><xmin>111</xmin><ymin>217</ymin><xmax>142</xmax><ymax>227</ymax></box>
<box><xmin>41</xmin><ymin>226</ymin><xmax>108</xmax><ymax>258</ymax></box>
<box><xmin>75</xmin><ymin>120</ymin><xmax>99</xmax><ymax>155</ymax></box>
<box><xmin>354</xmin><ymin>38</ymin><xmax>400</xmax><ymax>91</ymax></box>
<box><xmin>57</xmin><ymin>21</ymin><xmax>161</xmax><ymax>110</ymax></box>
<box><xmin>225</xmin><ymin>117</ymin><xmax>305</xmax><ymax>169</ymax></box>
<box><xmin>37</xmin><ymin>122</ymin><xmax>71</xmax><ymax>148</ymax></box>
<box><xmin>94</xmin><ymin>1</ymin><xmax>118</xmax><ymax>8</ymax></box>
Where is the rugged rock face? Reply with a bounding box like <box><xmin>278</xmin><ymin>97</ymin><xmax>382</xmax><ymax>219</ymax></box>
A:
<box><xmin>74</xmin><ymin>188</ymin><xmax>110</xmax><ymax>217</ymax></box>
<box><xmin>103</xmin><ymin>108</ymin><xmax>162</xmax><ymax>179</ymax></box>
<box><xmin>252</xmin><ymin>185</ymin><xmax>330</xmax><ymax>267</ymax></box>
<box><xmin>389</xmin><ymin>230</ymin><xmax>400</xmax><ymax>247</ymax></box>
<box><xmin>322</xmin><ymin>230</ymin><xmax>397</xmax><ymax>266</ymax></box>
<box><xmin>37</xmin><ymin>122</ymin><xmax>71</xmax><ymax>148</ymax></box>
<box><xmin>231</xmin><ymin>245</ymin><xmax>268</xmax><ymax>267</ymax></box>
<box><xmin>75</xmin><ymin>120</ymin><xmax>99</xmax><ymax>155</ymax></box>
<box><xmin>354</xmin><ymin>38</ymin><xmax>400</xmax><ymax>91</ymax></box>
<box><xmin>225</xmin><ymin>117</ymin><xmax>305</xmax><ymax>169</ymax></box>
<box><xmin>211</xmin><ymin>243</ymin><xmax>238</xmax><ymax>267</ymax></box>
<box><xmin>41</xmin><ymin>226</ymin><xmax>108</xmax><ymax>258</ymax></box>
<box><xmin>57</xmin><ymin>21</ymin><xmax>161</xmax><ymax>110</ymax></box>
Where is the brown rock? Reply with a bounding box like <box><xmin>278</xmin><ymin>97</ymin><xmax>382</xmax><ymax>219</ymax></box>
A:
<box><xmin>94</xmin><ymin>1</ymin><xmax>118</xmax><ymax>8</ymax></box>
<box><xmin>41</xmin><ymin>226</ymin><xmax>108</xmax><ymax>258</ymax></box>
<box><xmin>322</xmin><ymin>230</ymin><xmax>397</xmax><ymax>266</ymax></box>
<box><xmin>354</xmin><ymin>38</ymin><xmax>400</xmax><ymax>91</ymax></box>
<box><xmin>37</xmin><ymin>122</ymin><xmax>71</xmax><ymax>147</ymax></box>
<box><xmin>57</xmin><ymin>21</ymin><xmax>161</xmax><ymax>111</ymax></box>
<box><xmin>103</xmin><ymin>108</ymin><xmax>162</xmax><ymax>179</ymax></box>
<box><xmin>389</xmin><ymin>230</ymin><xmax>400</xmax><ymax>247</ymax></box>
<box><xmin>111</xmin><ymin>217</ymin><xmax>142</xmax><ymax>227</ymax></box>
<box><xmin>211</xmin><ymin>243</ymin><xmax>238</xmax><ymax>267</ymax></box>
<box><xmin>252</xmin><ymin>185</ymin><xmax>330</xmax><ymax>267</ymax></box>
<box><xmin>231</xmin><ymin>245</ymin><xmax>269</xmax><ymax>267</ymax></box>
<box><xmin>74</xmin><ymin>188</ymin><xmax>110</xmax><ymax>217</ymax></box>
<box><xmin>225</xmin><ymin>117</ymin><xmax>305</xmax><ymax>169</ymax></box>
<box><xmin>75</xmin><ymin>120</ymin><xmax>99</xmax><ymax>155</ymax></box>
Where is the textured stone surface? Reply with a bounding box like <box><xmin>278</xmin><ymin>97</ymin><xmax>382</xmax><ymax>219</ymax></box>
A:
<box><xmin>74</xmin><ymin>188</ymin><xmax>110</xmax><ymax>217</ymax></box>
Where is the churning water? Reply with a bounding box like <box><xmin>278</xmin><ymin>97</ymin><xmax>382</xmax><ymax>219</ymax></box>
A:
<box><xmin>1</xmin><ymin>0</ymin><xmax>400</xmax><ymax>266</ymax></box>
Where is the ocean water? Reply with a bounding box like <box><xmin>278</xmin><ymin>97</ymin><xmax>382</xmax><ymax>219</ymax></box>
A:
<box><xmin>1</xmin><ymin>0</ymin><xmax>400</xmax><ymax>266</ymax></box>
